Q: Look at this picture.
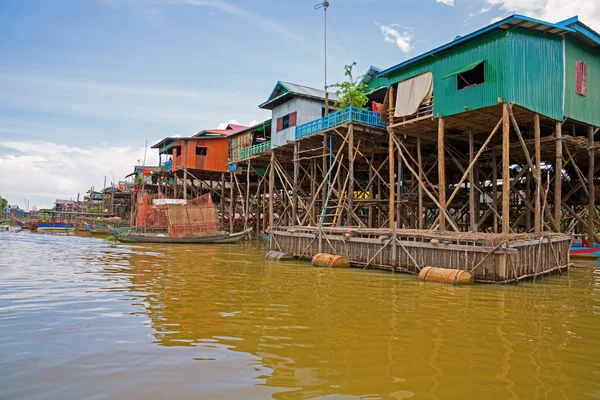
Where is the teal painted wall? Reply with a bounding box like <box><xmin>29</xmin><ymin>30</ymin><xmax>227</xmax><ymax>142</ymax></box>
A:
<box><xmin>506</xmin><ymin>28</ymin><xmax>564</xmax><ymax>121</ymax></box>
<box><xmin>387</xmin><ymin>29</ymin><xmax>508</xmax><ymax>117</ymax></box>
<box><xmin>564</xmin><ymin>36</ymin><xmax>600</xmax><ymax>126</ymax></box>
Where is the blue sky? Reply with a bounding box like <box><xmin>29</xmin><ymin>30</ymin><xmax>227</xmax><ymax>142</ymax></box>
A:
<box><xmin>0</xmin><ymin>0</ymin><xmax>597</xmax><ymax>208</ymax></box>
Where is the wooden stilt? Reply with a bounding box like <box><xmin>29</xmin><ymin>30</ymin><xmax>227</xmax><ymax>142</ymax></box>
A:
<box><xmin>417</xmin><ymin>136</ymin><xmax>423</xmax><ymax>230</ymax></box>
<box><xmin>183</xmin><ymin>169</ymin><xmax>188</xmax><ymax>201</ymax></box>
<box><xmin>244</xmin><ymin>161</ymin><xmax>251</xmax><ymax>231</ymax></box>
<box><xmin>502</xmin><ymin>103</ymin><xmax>510</xmax><ymax>235</ymax></box>
<box><xmin>368</xmin><ymin>149</ymin><xmax>374</xmax><ymax>228</ymax></box>
<box><xmin>229</xmin><ymin>171</ymin><xmax>234</xmax><ymax>233</ymax></box>
<box><xmin>293</xmin><ymin>142</ymin><xmax>299</xmax><ymax>225</ymax></box>
<box><xmin>269</xmin><ymin>151</ymin><xmax>275</xmax><ymax>248</ymax></box>
<box><xmin>554</xmin><ymin>121</ymin><xmax>562</xmax><ymax>232</ymax></box>
<box><xmin>438</xmin><ymin>115</ymin><xmax>446</xmax><ymax>230</ymax></box>
<box><xmin>588</xmin><ymin>126</ymin><xmax>595</xmax><ymax>246</ymax></box>
<box><xmin>347</xmin><ymin>125</ymin><xmax>354</xmax><ymax>226</ymax></box>
<box><xmin>468</xmin><ymin>129</ymin><xmax>477</xmax><ymax>232</ymax></box>
<box><xmin>322</xmin><ymin>132</ymin><xmax>328</xmax><ymax>215</ymax></box>
<box><xmin>492</xmin><ymin>150</ymin><xmax>498</xmax><ymax>233</ymax></box>
<box><xmin>220</xmin><ymin>172</ymin><xmax>225</xmax><ymax>231</ymax></box>
<box><xmin>534</xmin><ymin>113</ymin><xmax>541</xmax><ymax>233</ymax></box>
<box><xmin>388</xmin><ymin>131</ymin><xmax>395</xmax><ymax>229</ymax></box>
<box><xmin>396</xmin><ymin>140</ymin><xmax>402</xmax><ymax>227</ymax></box>
<box><xmin>525</xmin><ymin>170</ymin><xmax>531</xmax><ymax>232</ymax></box>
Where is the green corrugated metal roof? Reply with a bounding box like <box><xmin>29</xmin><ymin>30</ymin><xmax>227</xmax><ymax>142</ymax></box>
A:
<box><xmin>442</xmin><ymin>60</ymin><xmax>485</xmax><ymax>79</ymax></box>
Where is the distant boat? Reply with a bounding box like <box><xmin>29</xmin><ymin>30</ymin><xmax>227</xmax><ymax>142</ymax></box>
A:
<box><xmin>109</xmin><ymin>228</ymin><xmax>251</xmax><ymax>244</ymax></box>
<box><xmin>570</xmin><ymin>242</ymin><xmax>600</xmax><ymax>259</ymax></box>
<box><xmin>37</xmin><ymin>222</ymin><xmax>75</xmax><ymax>231</ymax></box>
<box><xmin>1</xmin><ymin>225</ymin><xmax>21</xmax><ymax>233</ymax></box>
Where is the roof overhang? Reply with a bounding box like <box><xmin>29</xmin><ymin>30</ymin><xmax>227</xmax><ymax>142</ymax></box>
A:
<box><xmin>377</xmin><ymin>14</ymin><xmax>575</xmax><ymax>78</ymax></box>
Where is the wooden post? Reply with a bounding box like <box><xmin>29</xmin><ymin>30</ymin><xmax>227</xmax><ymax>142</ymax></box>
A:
<box><xmin>438</xmin><ymin>115</ymin><xmax>446</xmax><ymax>230</ymax></box>
<box><xmin>391</xmin><ymin>221</ymin><xmax>397</xmax><ymax>269</ymax></box>
<box><xmin>183</xmin><ymin>169</ymin><xmax>188</xmax><ymax>201</ymax></box>
<box><xmin>347</xmin><ymin>125</ymin><xmax>354</xmax><ymax>226</ymax></box>
<box><xmin>554</xmin><ymin>121</ymin><xmax>562</xmax><ymax>232</ymax></box>
<box><xmin>269</xmin><ymin>151</ymin><xmax>275</xmax><ymax>248</ymax></box>
<box><xmin>502</xmin><ymin>103</ymin><xmax>510</xmax><ymax>235</ymax></box>
<box><xmin>220</xmin><ymin>172</ymin><xmax>225</xmax><ymax>231</ymax></box>
<box><xmin>525</xmin><ymin>169</ymin><xmax>531</xmax><ymax>232</ymax></box>
<box><xmin>368</xmin><ymin>149</ymin><xmax>374</xmax><ymax>228</ymax></box>
<box><xmin>468</xmin><ymin>129</ymin><xmax>477</xmax><ymax>232</ymax></box>
<box><xmin>292</xmin><ymin>142</ymin><xmax>299</xmax><ymax>225</ymax></box>
<box><xmin>311</xmin><ymin>159</ymin><xmax>316</xmax><ymax>225</ymax></box>
<box><xmin>244</xmin><ymin>161</ymin><xmax>251</xmax><ymax>231</ymax></box>
<box><xmin>417</xmin><ymin>136</ymin><xmax>423</xmax><ymax>230</ymax></box>
<box><xmin>322</xmin><ymin>132</ymin><xmax>328</xmax><ymax>214</ymax></box>
<box><xmin>396</xmin><ymin>141</ymin><xmax>402</xmax><ymax>227</ymax></box>
<box><xmin>534</xmin><ymin>113</ymin><xmax>541</xmax><ymax>233</ymax></box>
<box><xmin>492</xmin><ymin>150</ymin><xmax>498</xmax><ymax>233</ymax></box>
<box><xmin>229</xmin><ymin>171</ymin><xmax>234</xmax><ymax>233</ymax></box>
<box><xmin>588</xmin><ymin>126</ymin><xmax>595</xmax><ymax>246</ymax></box>
<box><xmin>388</xmin><ymin>131</ymin><xmax>395</xmax><ymax>229</ymax></box>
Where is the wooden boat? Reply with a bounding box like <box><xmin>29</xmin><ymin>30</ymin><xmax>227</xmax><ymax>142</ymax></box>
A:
<box><xmin>1</xmin><ymin>225</ymin><xmax>21</xmax><ymax>233</ymax></box>
<box><xmin>109</xmin><ymin>228</ymin><xmax>251</xmax><ymax>244</ymax></box>
<box><xmin>84</xmin><ymin>222</ymin><xmax>130</xmax><ymax>235</ymax></box>
<box><xmin>570</xmin><ymin>245</ymin><xmax>600</xmax><ymax>259</ymax></box>
<box><xmin>37</xmin><ymin>222</ymin><xmax>75</xmax><ymax>231</ymax></box>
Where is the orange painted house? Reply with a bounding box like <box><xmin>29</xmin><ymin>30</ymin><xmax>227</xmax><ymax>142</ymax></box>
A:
<box><xmin>153</xmin><ymin>124</ymin><xmax>247</xmax><ymax>173</ymax></box>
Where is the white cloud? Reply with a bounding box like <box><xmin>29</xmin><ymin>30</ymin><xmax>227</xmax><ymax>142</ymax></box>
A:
<box><xmin>376</xmin><ymin>23</ymin><xmax>414</xmax><ymax>53</ymax></box>
<box><xmin>482</xmin><ymin>0</ymin><xmax>600</xmax><ymax>30</ymax></box>
<box><xmin>217</xmin><ymin>119</ymin><xmax>241</xmax><ymax>129</ymax></box>
<box><xmin>436</xmin><ymin>0</ymin><xmax>455</xmax><ymax>6</ymax></box>
<box><xmin>0</xmin><ymin>141</ymin><xmax>157</xmax><ymax>210</ymax></box>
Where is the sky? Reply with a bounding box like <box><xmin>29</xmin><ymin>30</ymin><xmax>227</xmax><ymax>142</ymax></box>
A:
<box><xmin>1</xmin><ymin>0</ymin><xmax>598</xmax><ymax>209</ymax></box>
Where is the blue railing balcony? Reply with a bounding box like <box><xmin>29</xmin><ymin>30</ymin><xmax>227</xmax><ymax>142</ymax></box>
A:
<box><xmin>295</xmin><ymin>105</ymin><xmax>386</xmax><ymax>140</ymax></box>
<box><xmin>232</xmin><ymin>141</ymin><xmax>271</xmax><ymax>162</ymax></box>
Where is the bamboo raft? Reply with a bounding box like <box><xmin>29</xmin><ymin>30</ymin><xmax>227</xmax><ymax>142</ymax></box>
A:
<box><xmin>269</xmin><ymin>226</ymin><xmax>572</xmax><ymax>283</ymax></box>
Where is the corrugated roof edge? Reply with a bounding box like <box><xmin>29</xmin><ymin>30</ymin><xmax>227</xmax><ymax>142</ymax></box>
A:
<box><xmin>377</xmin><ymin>14</ymin><xmax>576</xmax><ymax>78</ymax></box>
<box><xmin>259</xmin><ymin>80</ymin><xmax>337</xmax><ymax>109</ymax></box>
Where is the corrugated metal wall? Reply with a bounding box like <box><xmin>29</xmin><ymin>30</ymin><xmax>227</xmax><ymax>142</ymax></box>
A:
<box><xmin>271</xmin><ymin>97</ymin><xmax>324</xmax><ymax>148</ymax></box>
<box><xmin>564</xmin><ymin>36</ymin><xmax>600</xmax><ymax>127</ymax></box>
<box><xmin>387</xmin><ymin>29</ymin><xmax>508</xmax><ymax>118</ymax></box>
<box><xmin>506</xmin><ymin>28</ymin><xmax>563</xmax><ymax>121</ymax></box>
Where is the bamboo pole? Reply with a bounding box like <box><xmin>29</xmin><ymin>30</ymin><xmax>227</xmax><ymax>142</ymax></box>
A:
<box><xmin>368</xmin><ymin>149</ymin><xmax>374</xmax><ymax>228</ymax></box>
<box><xmin>502</xmin><ymin>103</ymin><xmax>510</xmax><ymax>234</ymax></box>
<box><xmin>220</xmin><ymin>172</ymin><xmax>225</xmax><ymax>231</ymax></box>
<box><xmin>492</xmin><ymin>150</ymin><xmax>498</xmax><ymax>233</ymax></box>
<box><xmin>229</xmin><ymin>171</ymin><xmax>234</xmax><ymax>233</ymax></box>
<box><xmin>438</xmin><ymin>115</ymin><xmax>446</xmax><ymax>230</ymax></box>
<box><xmin>244</xmin><ymin>160</ymin><xmax>251</xmax><ymax>231</ymax></box>
<box><xmin>183</xmin><ymin>169</ymin><xmax>188</xmax><ymax>201</ymax></box>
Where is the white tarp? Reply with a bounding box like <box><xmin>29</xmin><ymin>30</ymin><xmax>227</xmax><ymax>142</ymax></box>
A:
<box><xmin>394</xmin><ymin>72</ymin><xmax>433</xmax><ymax>118</ymax></box>
<box><xmin>152</xmin><ymin>199</ymin><xmax>187</xmax><ymax>206</ymax></box>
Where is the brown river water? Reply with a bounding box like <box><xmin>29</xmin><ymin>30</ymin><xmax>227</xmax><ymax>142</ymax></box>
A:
<box><xmin>1</xmin><ymin>232</ymin><xmax>599</xmax><ymax>399</ymax></box>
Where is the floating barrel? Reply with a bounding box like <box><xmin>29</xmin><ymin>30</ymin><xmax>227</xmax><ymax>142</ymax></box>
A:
<box><xmin>311</xmin><ymin>253</ymin><xmax>350</xmax><ymax>268</ymax></box>
<box><xmin>265</xmin><ymin>250</ymin><xmax>294</xmax><ymax>261</ymax></box>
<box><xmin>418</xmin><ymin>266</ymin><xmax>474</xmax><ymax>285</ymax></box>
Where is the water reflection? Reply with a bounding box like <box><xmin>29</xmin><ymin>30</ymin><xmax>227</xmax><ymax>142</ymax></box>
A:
<box><xmin>1</xmin><ymin>233</ymin><xmax>599</xmax><ymax>399</ymax></box>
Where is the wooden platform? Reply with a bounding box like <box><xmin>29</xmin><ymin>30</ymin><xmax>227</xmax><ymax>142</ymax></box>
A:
<box><xmin>269</xmin><ymin>226</ymin><xmax>571</xmax><ymax>283</ymax></box>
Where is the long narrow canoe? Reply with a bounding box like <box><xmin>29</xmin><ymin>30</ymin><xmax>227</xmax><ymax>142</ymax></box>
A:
<box><xmin>84</xmin><ymin>222</ymin><xmax>130</xmax><ymax>235</ymax></box>
<box><xmin>109</xmin><ymin>228</ymin><xmax>251</xmax><ymax>244</ymax></box>
<box><xmin>570</xmin><ymin>246</ymin><xmax>600</xmax><ymax>259</ymax></box>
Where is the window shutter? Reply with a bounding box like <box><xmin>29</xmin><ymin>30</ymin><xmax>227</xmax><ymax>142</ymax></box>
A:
<box><xmin>576</xmin><ymin>60</ymin><xmax>587</xmax><ymax>96</ymax></box>
<box><xmin>289</xmin><ymin>111</ymin><xmax>297</xmax><ymax>127</ymax></box>
<box><xmin>277</xmin><ymin>117</ymin><xmax>283</xmax><ymax>132</ymax></box>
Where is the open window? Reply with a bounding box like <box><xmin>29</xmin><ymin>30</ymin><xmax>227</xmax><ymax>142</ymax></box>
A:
<box><xmin>196</xmin><ymin>146</ymin><xmax>207</xmax><ymax>156</ymax></box>
<box><xmin>174</xmin><ymin>146</ymin><xmax>181</xmax><ymax>157</ymax></box>
<box><xmin>443</xmin><ymin>60</ymin><xmax>485</xmax><ymax>90</ymax></box>
<box><xmin>276</xmin><ymin>112</ymin><xmax>297</xmax><ymax>132</ymax></box>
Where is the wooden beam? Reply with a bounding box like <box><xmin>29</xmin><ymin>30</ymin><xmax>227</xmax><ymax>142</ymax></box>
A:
<box><xmin>389</xmin><ymin>130</ymin><xmax>395</xmax><ymax>229</ymax></box>
<box><xmin>589</xmin><ymin>125</ymin><xmax>596</xmax><ymax>246</ymax></box>
<box><xmin>229</xmin><ymin>171</ymin><xmax>234</xmax><ymax>234</ymax></box>
<box><xmin>220</xmin><ymin>172</ymin><xmax>225</xmax><ymax>231</ymax></box>
<box><xmin>417</xmin><ymin>136</ymin><xmax>423</xmax><ymax>230</ymax></box>
<box><xmin>554</xmin><ymin>121</ymin><xmax>562</xmax><ymax>232</ymax></box>
<box><xmin>292</xmin><ymin>141</ymin><xmax>299</xmax><ymax>224</ymax></box>
<box><xmin>469</xmin><ymin>129</ymin><xmax>477</xmax><ymax>232</ymax></box>
<box><xmin>268</xmin><ymin>152</ymin><xmax>275</xmax><ymax>246</ymax></box>
<box><xmin>534</xmin><ymin>113</ymin><xmax>541</xmax><ymax>233</ymax></box>
<box><xmin>347</xmin><ymin>125</ymin><xmax>355</xmax><ymax>226</ymax></box>
<box><xmin>438</xmin><ymin>115</ymin><xmax>446</xmax><ymax>230</ymax></box>
<box><xmin>502</xmin><ymin>103</ymin><xmax>510</xmax><ymax>235</ymax></box>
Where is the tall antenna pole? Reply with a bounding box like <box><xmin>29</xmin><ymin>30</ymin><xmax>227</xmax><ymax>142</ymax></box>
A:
<box><xmin>315</xmin><ymin>1</ymin><xmax>330</xmax><ymax>115</ymax></box>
